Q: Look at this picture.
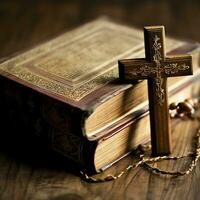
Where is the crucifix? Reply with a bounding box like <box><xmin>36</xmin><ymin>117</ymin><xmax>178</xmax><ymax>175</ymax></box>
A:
<box><xmin>118</xmin><ymin>26</ymin><xmax>193</xmax><ymax>156</ymax></box>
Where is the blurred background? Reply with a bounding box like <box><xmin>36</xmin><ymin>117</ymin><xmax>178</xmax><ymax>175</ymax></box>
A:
<box><xmin>0</xmin><ymin>0</ymin><xmax>200</xmax><ymax>58</ymax></box>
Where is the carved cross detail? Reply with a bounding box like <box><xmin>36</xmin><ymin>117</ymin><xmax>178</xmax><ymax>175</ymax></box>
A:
<box><xmin>118</xmin><ymin>26</ymin><xmax>193</xmax><ymax>156</ymax></box>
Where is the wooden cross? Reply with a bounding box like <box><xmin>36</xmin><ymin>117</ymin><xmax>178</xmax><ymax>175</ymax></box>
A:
<box><xmin>118</xmin><ymin>26</ymin><xmax>193</xmax><ymax>156</ymax></box>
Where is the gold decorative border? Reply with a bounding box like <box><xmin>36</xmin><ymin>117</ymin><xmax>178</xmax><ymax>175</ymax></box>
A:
<box><xmin>5</xmin><ymin>65</ymin><xmax>118</xmax><ymax>101</ymax></box>
<box><xmin>152</xmin><ymin>35</ymin><xmax>165</xmax><ymax>106</ymax></box>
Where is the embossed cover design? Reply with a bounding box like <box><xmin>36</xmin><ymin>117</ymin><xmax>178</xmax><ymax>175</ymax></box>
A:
<box><xmin>0</xmin><ymin>19</ymin><xmax>184</xmax><ymax>105</ymax></box>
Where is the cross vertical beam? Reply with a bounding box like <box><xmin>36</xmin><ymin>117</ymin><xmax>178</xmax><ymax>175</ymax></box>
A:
<box><xmin>145</xmin><ymin>27</ymin><xmax>170</xmax><ymax>156</ymax></box>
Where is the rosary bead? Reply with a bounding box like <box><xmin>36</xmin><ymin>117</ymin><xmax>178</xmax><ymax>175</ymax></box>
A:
<box><xmin>139</xmin><ymin>144</ymin><xmax>151</xmax><ymax>152</ymax></box>
<box><xmin>176</xmin><ymin>106</ymin><xmax>184</xmax><ymax>114</ymax></box>
<box><xmin>184</xmin><ymin>98</ymin><xmax>195</xmax><ymax>107</ymax></box>
<box><xmin>176</xmin><ymin>110</ymin><xmax>185</xmax><ymax>118</ymax></box>
<box><xmin>178</xmin><ymin>102</ymin><xmax>194</xmax><ymax>114</ymax></box>
<box><xmin>169</xmin><ymin>102</ymin><xmax>178</xmax><ymax>110</ymax></box>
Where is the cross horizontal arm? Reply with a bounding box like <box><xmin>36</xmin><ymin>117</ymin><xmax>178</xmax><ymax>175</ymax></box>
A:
<box><xmin>163</xmin><ymin>55</ymin><xmax>193</xmax><ymax>77</ymax></box>
<box><xmin>118</xmin><ymin>58</ymin><xmax>154</xmax><ymax>81</ymax></box>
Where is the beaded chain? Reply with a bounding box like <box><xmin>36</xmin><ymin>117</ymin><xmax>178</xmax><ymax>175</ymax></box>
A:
<box><xmin>80</xmin><ymin>98</ymin><xmax>200</xmax><ymax>183</ymax></box>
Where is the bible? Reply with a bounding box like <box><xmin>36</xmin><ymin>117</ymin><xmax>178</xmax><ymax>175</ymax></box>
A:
<box><xmin>0</xmin><ymin>18</ymin><xmax>200</xmax><ymax>173</ymax></box>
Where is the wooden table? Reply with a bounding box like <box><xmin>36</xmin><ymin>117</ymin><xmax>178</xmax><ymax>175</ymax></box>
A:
<box><xmin>0</xmin><ymin>2</ymin><xmax>200</xmax><ymax>199</ymax></box>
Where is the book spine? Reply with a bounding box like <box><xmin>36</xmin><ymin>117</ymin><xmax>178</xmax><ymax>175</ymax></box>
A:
<box><xmin>45</xmin><ymin>124</ymin><xmax>97</xmax><ymax>172</ymax></box>
<box><xmin>0</xmin><ymin>76</ymin><xmax>97</xmax><ymax>171</ymax></box>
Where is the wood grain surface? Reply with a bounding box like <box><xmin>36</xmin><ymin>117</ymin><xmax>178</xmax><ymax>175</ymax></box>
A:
<box><xmin>0</xmin><ymin>1</ymin><xmax>200</xmax><ymax>200</ymax></box>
